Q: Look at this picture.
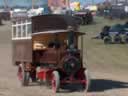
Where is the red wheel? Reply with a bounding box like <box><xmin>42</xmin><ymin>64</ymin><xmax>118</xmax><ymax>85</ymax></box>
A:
<box><xmin>17</xmin><ymin>64</ymin><xmax>30</xmax><ymax>86</ymax></box>
<box><xmin>18</xmin><ymin>67</ymin><xmax>23</xmax><ymax>81</ymax></box>
<box><xmin>51</xmin><ymin>71</ymin><xmax>60</xmax><ymax>93</ymax></box>
<box><xmin>83</xmin><ymin>69</ymin><xmax>90</xmax><ymax>93</ymax></box>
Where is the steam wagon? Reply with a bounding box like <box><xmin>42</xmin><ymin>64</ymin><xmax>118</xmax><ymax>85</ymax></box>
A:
<box><xmin>12</xmin><ymin>14</ymin><xmax>90</xmax><ymax>93</ymax></box>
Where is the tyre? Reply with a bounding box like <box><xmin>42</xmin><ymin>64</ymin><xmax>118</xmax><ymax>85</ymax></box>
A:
<box><xmin>22</xmin><ymin>72</ymin><xmax>30</xmax><ymax>86</ymax></box>
<box><xmin>114</xmin><ymin>34</ymin><xmax>122</xmax><ymax>44</ymax></box>
<box><xmin>17</xmin><ymin>64</ymin><xmax>30</xmax><ymax>86</ymax></box>
<box><xmin>83</xmin><ymin>69</ymin><xmax>90</xmax><ymax>92</ymax></box>
<box><xmin>124</xmin><ymin>35</ymin><xmax>128</xmax><ymax>43</ymax></box>
<box><xmin>51</xmin><ymin>71</ymin><xmax>60</xmax><ymax>93</ymax></box>
<box><xmin>103</xmin><ymin>36</ymin><xmax>112</xmax><ymax>44</ymax></box>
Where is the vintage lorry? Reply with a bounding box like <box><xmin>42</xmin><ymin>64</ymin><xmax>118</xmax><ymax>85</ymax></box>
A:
<box><xmin>12</xmin><ymin>14</ymin><xmax>90</xmax><ymax>93</ymax></box>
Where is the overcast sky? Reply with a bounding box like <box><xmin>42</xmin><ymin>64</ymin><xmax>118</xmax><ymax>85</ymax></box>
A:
<box><xmin>0</xmin><ymin>0</ymin><xmax>105</xmax><ymax>6</ymax></box>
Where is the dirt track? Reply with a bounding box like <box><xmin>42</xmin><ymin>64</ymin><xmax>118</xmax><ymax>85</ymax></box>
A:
<box><xmin>0</xmin><ymin>21</ymin><xmax>128</xmax><ymax>96</ymax></box>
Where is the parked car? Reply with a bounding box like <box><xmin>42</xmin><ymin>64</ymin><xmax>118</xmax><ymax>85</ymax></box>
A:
<box><xmin>73</xmin><ymin>10</ymin><xmax>93</xmax><ymax>25</ymax></box>
<box><xmin>99</xmin><ymin>22</ymin><xmax>128</xmax><ymax>44</ymax></box>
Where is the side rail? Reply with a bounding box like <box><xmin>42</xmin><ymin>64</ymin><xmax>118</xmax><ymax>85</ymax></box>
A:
<box><xmin>12</xmin><ymin>20</ymin><xmax>32</xmax><ymax>40</ymax></box>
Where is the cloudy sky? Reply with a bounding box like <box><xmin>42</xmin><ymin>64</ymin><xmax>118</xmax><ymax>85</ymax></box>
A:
<box><xmin>0</xmin><ymin>0</ymin><xmax>105</xmax><ymax>7</ymax></box>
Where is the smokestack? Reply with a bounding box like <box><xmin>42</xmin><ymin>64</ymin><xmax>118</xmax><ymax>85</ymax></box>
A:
<box><xmin>66</xmin><ymin>0</ymin><xmax>70</xmax><ymax>8</ymax></box>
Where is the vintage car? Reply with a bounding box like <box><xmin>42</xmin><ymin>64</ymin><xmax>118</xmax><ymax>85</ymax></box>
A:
<box><xmin>73</xmin><ymin>10</ymin><xmax>93</xmax><ymax>25</ymax></box>
<box><xmin>12</xmin><ymin>14</ymin><xmax>90</xmax><ymax>93</ymax></box>
<box><xmin>99</xmin><ymin>22</ymin><xmax>128</xmax><ymax>44</ymax></box>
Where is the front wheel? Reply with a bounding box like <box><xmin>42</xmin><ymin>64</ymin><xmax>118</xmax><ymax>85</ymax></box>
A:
<box><xmin>103</xmin><ymin>36</ymin><xmax>112</xmax><ymax>44</ymax></box>
<box><xmin>83</xmin><ymin>69</ymin><xmax>90</xmax><ymax>93</ymax></box>
<box><xmin>51</xmin><ymin>71</ymin><xmax>60</xmax><ymax>93</ymax></box>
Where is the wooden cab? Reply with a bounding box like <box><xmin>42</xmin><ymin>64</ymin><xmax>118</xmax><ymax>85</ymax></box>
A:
<box><xmin>12</xmin><ymin>14</ymin><xmax>84</xmax><ymax>67</ymax></box>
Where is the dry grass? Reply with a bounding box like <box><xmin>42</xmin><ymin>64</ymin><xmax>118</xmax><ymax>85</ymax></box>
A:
<box><xmin>0</xmin><ymin>21</ymin><xmax>11</xmax><ymax>44</ymax></box>
<box><xmin>0</xmin><ymin>17</ymin><xmax>128</xmax><ymax>96</ymax></box>
<box><xmin>80</xmin><ymin>16</ymin><xmax>128</xmax><ymax>74</ymax></box>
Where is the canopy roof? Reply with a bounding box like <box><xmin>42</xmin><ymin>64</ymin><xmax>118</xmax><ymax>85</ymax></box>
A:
<box><xmin>32</xmin><ymin>14</ymin><xmax>82</xmax><ymax>33</ymax></box>
<box><xmin>32</xmin><ymin>29</ymin><xmax>85</xmax><ymax>36</ymax></box>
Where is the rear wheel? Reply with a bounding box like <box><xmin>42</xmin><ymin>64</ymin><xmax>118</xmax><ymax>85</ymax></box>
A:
<box><xmin>51</xmin><ymin>71</ymin><xmax>60</xmax><ymax>93</ymax></box>
<box><xmin>114</xmin><ymin>35</ymin><xmax>122</xmax><ymax>44</ymax></box>
<box><xmin>124</xmin><ymin>35</ymin><xmax>128</xmax><ymax>43</ymax></box>
<box><xmin>104</xmin><ymin>36</ymin><xmax>112</xmax><ymax>44</ymax></box>
<box><xmin>17</xmin><ymin>64</ymin><xmax>30</xmax><ymax>86</ymax></box>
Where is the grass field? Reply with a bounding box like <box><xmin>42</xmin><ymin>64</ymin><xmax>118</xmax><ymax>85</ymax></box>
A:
<box><xmin>0</xmin><ymin>17</ymin><xmax>128</xmax><ymax>96</ymax></box>
<box><xmin>80</xmin><ymin>17</ymin><xmax>128</xmax><ymax>74</ymax></box>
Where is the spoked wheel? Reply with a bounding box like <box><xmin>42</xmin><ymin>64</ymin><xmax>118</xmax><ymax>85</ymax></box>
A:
<box><xmin>17</xmin><ymin>64</ymin><xmax>30</xmax><ymax>86</ymax></box>
<box><xmin>114</xmin><ymin>35</ymin><xmax>122</xmax><ymax>44</ymax></box>
<box><xmin>103</xmin><ymin>36</ymin><xmax>112</xmax><ymax>44</ymax></box>
<box><xmin>124</xmin><ymin>35</ymin><xmax>128</xmax><ymax>43</ymax></box>
<box><xmin>51</xmin><ymin>71</ymin><xmax>60</xmax><ymax>93</ymax></box>
<box><xmin>83</xmin><ymin>69</ymin><xmax>90</xmax><ymax>93</ymax></box>
<box><xmin>125</xmin><ymin>38</ymin><xmax>128</xmax><ymax>43</ymax></box>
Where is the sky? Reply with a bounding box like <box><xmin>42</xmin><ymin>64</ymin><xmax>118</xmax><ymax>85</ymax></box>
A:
<box><xmin>0</xmin><ymin>0</ymin><xmax>47</xmax><ymax>7</ymax></box>
<box><xmin>0</xmin><ymin>0</ymin><xmax>105</xmax><ymax>7</ymax></box>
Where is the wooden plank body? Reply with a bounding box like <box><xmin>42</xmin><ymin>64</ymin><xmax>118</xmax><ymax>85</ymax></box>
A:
<box><xmin>12</xmin><ymin>39</ymin><xmax>32</xmax><ymax>65</ymax></box>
